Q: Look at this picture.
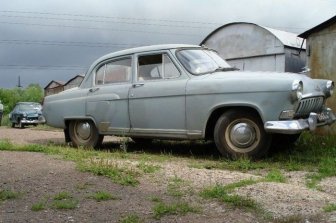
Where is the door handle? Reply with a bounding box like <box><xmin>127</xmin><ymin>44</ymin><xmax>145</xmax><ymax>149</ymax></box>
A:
<box><xmin>89</xmin><ymin>87</ymin><xmax>100</xmax><ymax>93</ymax></box>
<box><xmin>132</xmin><ymin>83</ymin><xmax>144</xmax><ymax>88</ymax></box>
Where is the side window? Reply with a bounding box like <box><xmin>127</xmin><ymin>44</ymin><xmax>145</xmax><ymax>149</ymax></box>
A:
<box><xmin>138</xmin><ymin>54</ymin><xmax>179</xmax><ymax>81</ymax></box>
<box><xmin>95</xmin><ymin>57</ymin><xmax>131</xmax><ymax>85</ymax></box>
<box><xmin>163</xmin><ymin>54</ymin><xmax>180</xmax><ymax>79</ymax></box>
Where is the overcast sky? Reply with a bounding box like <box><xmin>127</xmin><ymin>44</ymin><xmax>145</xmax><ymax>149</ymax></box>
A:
<box><xmin>1</xmin><ymin>0</ymin><xmax>335</xmax><ymax>89</ymax></box>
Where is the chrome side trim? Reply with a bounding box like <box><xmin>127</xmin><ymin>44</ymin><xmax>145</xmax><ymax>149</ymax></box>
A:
<box><xmin>100</xmin><ymin>127</ymin><xmax>203</xmax><ymax>140</ymax></box>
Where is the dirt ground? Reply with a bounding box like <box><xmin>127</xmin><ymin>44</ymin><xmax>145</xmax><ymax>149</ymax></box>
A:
<box><xmin>0</xmin><ymin>127</ymin><xmax>336</xmax><ymax>223</ymax></box>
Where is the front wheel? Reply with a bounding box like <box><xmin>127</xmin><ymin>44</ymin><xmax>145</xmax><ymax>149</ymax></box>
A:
<box><xmin>18</xmin><ymin>119</ymin><xmax>25</xmax><ymax>129</ymax></box>
<box><xmin>214</xmin><ymin>110</ymin><xmax>271</xmax><ymax>159</ymax></box>
<box><xmin>69</xmin><ymin>120</ymin><xmax>104</xmax><ymax>148</ymax></box>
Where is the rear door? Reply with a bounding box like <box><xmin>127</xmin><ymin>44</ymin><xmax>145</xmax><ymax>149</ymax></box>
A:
<box><xmin>86</xmin><ymin>56</ymin><xmax>132</xmax><ymax>134</ymax></box>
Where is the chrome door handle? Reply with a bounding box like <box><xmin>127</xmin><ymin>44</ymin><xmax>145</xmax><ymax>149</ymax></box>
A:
<box><xmin>89</xmin><ymin>87</ymin><xmax>100</xmax><ymax>93</ymax></box>
<box><xmin>132</xmin><ymin>83</ymin><xmax>144</xmax><ymax>88</ymax></box>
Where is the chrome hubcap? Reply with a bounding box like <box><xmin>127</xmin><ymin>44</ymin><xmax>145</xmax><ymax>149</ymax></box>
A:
<box><xmin>76</xmin><ymin>122</ymin><xmax>91</xmax><ymax>140</ymax></box>
<box><xmin>229</xmin><ymin>123</ymin><xmax>256</xmax><ymax>148</ymax></box>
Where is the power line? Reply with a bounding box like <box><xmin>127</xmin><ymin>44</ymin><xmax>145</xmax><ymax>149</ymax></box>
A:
<box><xmin>0</xmin><ymin>10</ymin><xmax>313</xmax><ymax>36</ymax></box>
<box><xmin>0</xmin><ymin>39</ymin><xmax>140</xmax><ymax>48</ymax></box>
<box><xmin>0</xmin><ymin>10</ymin><xmax>221</xmax><ymax>26</ymax></box>
<box><xmin>0</xmin><ymin>10</ymin><xmax>312</xmax><ymax>31</ymax></box>
<box><xmin>0</xmin><ymin>65</ymin><xmax>87</xmax><ymax>70</ymax></box>
<box><xmin>0</xmin><ymin>14</ymin><xmax>216</xmax><ymax>29</ymax></box>
<box><xmin>0</xmin><ymin>21</ymin><xmax>199</xmax><ymax>37</ymax></box>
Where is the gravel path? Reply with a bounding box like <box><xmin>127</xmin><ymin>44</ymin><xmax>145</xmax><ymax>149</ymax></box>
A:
<box><xmin>0</xmin><ymin>127</ymin><xmax>336</xmax><ymax>222</ymax></box>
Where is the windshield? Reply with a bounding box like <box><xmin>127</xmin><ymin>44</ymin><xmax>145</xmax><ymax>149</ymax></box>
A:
<box><xmin>19</xmin><ymin>104</ymin><xmax>41</xmax><ymax>111</ymax></box>
<box><xmin>176</xmin><ymin>49</ymin><xmax>233</xmax><ymax>75</ymax></box>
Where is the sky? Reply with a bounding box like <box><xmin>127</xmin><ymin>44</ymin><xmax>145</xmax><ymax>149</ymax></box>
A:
<box><xmin>0</xmin><ymin>0</ymin><xmax>335</xmax><ymax>89</ymax></box>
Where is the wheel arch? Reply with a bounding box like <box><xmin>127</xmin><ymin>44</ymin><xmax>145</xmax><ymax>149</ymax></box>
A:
<box><xmin>204</xmin><ymin>105</ymin><xmax>263</xmax><ymax>140</ymax></box>
<box><xmin>64</xmin><ymin>116</ymin><xmax>98</xmax><ymax>128</ymax></box>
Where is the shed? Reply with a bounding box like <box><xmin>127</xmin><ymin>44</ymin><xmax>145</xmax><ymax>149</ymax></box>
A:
<box><xmin>44</xmin><ymin>80</ymin><xmax>65</xmax><ymax>96</ymax></box>
<box><xmin>64</xmin><ymin>74</ymin><xmax>84</xmax><ymax>91</ymax></box>
<box><xmin>200</xmin><ymin>22</ymin><xmax>306</xmax><ymax>73</ymax></box>
<box><xmin>299</xmin><ymin>16</ymin><xmax>336</xmax><ymax>134</ymax></box>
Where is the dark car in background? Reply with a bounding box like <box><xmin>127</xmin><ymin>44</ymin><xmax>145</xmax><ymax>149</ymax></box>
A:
<box><xmin>9</xmin><ymin>102</ymin><xmax>45</xmax><ymax>128</ymax></box>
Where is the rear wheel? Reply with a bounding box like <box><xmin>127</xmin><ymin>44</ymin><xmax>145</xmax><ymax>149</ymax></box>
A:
<box><xmin>69</xmin><ymin>120</ymin><xmax>104</xmax><ymax>148</ymax></box>
<box><xmin>214</xmin><ymin>110</ymin><xmax>271</xmax><ymax>159</ymax></box>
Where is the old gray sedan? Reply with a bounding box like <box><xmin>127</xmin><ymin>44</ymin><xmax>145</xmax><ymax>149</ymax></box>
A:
<box><xmin>43</xmin><ymin>44</ymin><xmax>335</xmax><ymax>158</ymax></box>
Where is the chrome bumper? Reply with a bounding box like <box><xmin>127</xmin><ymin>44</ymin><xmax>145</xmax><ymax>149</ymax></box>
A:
<box><xmin>21</xmin><ymin>116</ymin><xmax>46</xmax><ymax>125</ymax></box>
<box><xmin>264</xmin><ymin>109</ymin><xmax>336</xmax><ymax>134</ymax></box>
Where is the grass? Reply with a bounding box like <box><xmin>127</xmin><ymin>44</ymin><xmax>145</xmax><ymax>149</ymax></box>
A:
<box><xmin>0</xmin><ymin>132</ymin><xmax>335</xmax><ymax>189</ymax></box>
<box><xmin>0</xmin><ymin>140</ymin><xmax>143</xmax><ymax>186</ymax></box>
<box><xmin>323</xmin><ymin>203</ymin><xmax>336</xmax><ymax>212</ymax></box>
<box><xmin>149</xmin><ymin>195</ymin><xmax>162</xmax><ymax>203</ymax></box>
<box><xmin>0</xmin><ymin>189</ymin><xmax>20</xmax><ymax>201</ymax></box>
<box><xmin>190</xmin><ymin>132</ymin><xmax>336</xmax><ymax>187</ymax></box>
<box><xmin>53</xmin><ymin>191</ymin><xmax>72</xmax><ymax>200</ymax></box>
<box><xmin>31</xmin><ymin>201</ymin><xmax>46</xmax><ymax>211</ymax></box>
<box><xmin>167</xmin><ymin>176</ymin><xmax>187</xmax><ymax>198</ymax></box>
<box><xmin>119</xmin><ymin>213</ymin><xmax>142</xmax><ymax>223</ymax></box>
<box><xmin>0</xmin><ymin>115</ymin><xmax>11</xmax><ymax>127</ymax></box>
<box><xmin>153</xmin><ymin>201</ymin><xmax>200</xmax><ymax>219</ymax></box>
<box><xmin>137</xmin><ymin>161</ymin><xmax>160</xmax><ymax>173</ymax></box>
<box><xmin>200</xmin><ymin>179</ymin><xmax>258</xmax><ymax>210</ymax></box>
<box><xmin>0</xmin><ymin>131</ymin><xmax>335</xmax><ymax>218</ymax></box>
<box><xmin>264</xmin><ymin>169</ymin><xmax>287</xmax><ymax>183</ymax></box>
<box><xmin>89</xmin><ymin>191</ymin><xmax>117</xmax><ymax>202</ymax></box>
<box><xmin>78</xmin><ymin>158</ymin><xmax>139</xmax><ymax>186</ymax></box>
<box><xmin>199</xmin><ymin>172</ymin><xmax>289</xmax><ymax>214</ymax></box>
<box><xmin>52</xmin><ymin>199</ymin><xmax>78</xmax><ymax>210</ymax></box>
<box><xmin>52</xmin><ymin>191</ymin><xmax>78</xmax><ymax>210</ymax></box>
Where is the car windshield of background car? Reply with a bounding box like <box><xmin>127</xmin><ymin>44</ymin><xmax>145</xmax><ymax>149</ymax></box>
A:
<box><xmin>20</xmin><ymin>104</ymin><xmax>37</xmax><ymax>111</ymax></box>
<box><xmin>176</xmin><ymin>49</ymin><xmax>231</xmax><ymax>75</ymax></box>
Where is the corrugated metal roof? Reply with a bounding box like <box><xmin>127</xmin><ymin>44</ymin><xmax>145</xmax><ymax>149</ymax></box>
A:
<box><xmin>201</xmin><ymin>22</ymin><xmax>306</xmax><ymax>49</ymax></box>
<box><xmin>262</xmin><ymin>26</ymin><xmax>306</xmax><ymax>49</ymax></box>
<box><xmin>299</xmin><ymin>15</ymin><xmax>336</xmax><ymax>38</ymax></box>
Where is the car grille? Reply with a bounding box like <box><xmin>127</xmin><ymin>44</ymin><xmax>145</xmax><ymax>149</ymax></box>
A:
<box><xmin>26</xmin><ymin>117</ymin><xmax>38</xmax><ymax>121</ymax></box>
<box><xmin>295</xmin><ymin>97</ymin><xmax>324</xmax><ymax>117</ymax></box>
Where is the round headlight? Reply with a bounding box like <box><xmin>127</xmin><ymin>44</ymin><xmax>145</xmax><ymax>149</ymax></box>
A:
<box><xmin>326</xmin><ymin>80</ymin><xmax>334</xmax><ymax>97</ymax></box>
<box><xmin>292</xmin><ymin>80</ymin><xmax>303</xmax><ymax>101</ymax></box>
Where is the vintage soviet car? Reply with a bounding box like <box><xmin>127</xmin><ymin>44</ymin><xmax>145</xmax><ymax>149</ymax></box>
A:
<box><xmin>43</xmin><ymin>44</ymin><xmax>335</xmax><ymax>158</ymax></box>
<box><xmin>9</xmin><ymin>102</ymin><xmax>45</xmax><ymax>128</ymax></box>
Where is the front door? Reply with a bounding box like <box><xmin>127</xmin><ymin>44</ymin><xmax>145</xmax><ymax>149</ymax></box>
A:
<box><xmin>129</xmin><ymin>52</ymin><xmax>188</xmax><ymax>138</ymax></box>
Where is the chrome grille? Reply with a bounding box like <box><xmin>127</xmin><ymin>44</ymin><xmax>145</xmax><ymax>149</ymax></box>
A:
<box><xmin>295</xmin><ymin>97</ymin><xmax>324</xmax><ymax>116</ymax></box>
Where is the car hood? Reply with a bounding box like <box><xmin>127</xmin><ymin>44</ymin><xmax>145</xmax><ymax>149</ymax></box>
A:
<box><xmin>190</xmin><ymin>71</ymin><xmax>328</xmax><ymax>96</ymax></box>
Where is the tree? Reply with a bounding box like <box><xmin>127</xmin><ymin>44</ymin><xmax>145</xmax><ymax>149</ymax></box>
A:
<box><xmin>0</xmin><ymin>84</ymin><xmax>44</xmax><ymax>114</ymax></box>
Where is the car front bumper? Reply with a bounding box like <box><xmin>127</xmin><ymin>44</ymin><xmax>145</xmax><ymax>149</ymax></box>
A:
<box><xmin>21</xmin><ymin>116</ymin><xmax>46</xmax><ymax>125</ymax></box>
<box><xmin>264</xmin><ymin>108</ymin><xmax>336</xmax><ymax>134</ymax></box>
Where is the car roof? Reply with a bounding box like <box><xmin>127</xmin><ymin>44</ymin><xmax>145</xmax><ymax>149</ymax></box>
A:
<box><xmin>79</xmin><ymin>44</ymin><xmax>201</xmax><ymax>88</ymax></box>
<box><xmin>90</xmin><ymin>44</ymin><xmax>200</xmax><ymax>67</ymax></box>
<box><xmin>101</xmin><ymin>44</ymin><xmax>199</xmax><ymax>59</ymax></box>
<box><xmin>16</xmin><ymin>102</ymin><xmax>40</xmax><ymax>105</ymax></box>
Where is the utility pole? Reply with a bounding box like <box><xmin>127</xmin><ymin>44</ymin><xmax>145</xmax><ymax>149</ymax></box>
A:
<box><xmin>17</xmin><ymin>76</ymin><xmax>22</xmax><ymax>88</ymax></box>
